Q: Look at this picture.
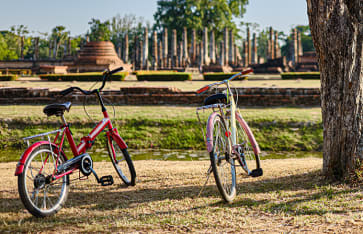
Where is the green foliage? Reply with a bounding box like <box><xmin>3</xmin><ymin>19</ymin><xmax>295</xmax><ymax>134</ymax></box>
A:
<box><xmin>0</xmin><ymin>33</ymin><xmax>18</xmax><ymax>60</ymax></box>
<box><xmin>136</xmin><ymin>72</ymin><xmax>192</xmax><ymax>81</ymax></box>
<box><xmin>39</xmin><ymin>72</ymin><xmax>128</xmax><ymax>81</ymax></box>
<box><xmin>88</xmin><ymin>18</ymin><xmax>111</xmax><ymax>41</ymax></box>
<box><xmin>203</xmin><ymin>72</ymin><xmax>248</xmax><ymax>81</ymax></box>
<box><xmin>50</xmin><ymin>25</ymin><xmax>70</xmax><ymax>59</ymax></box>
<box><xmin>153</xmin><ymin>0</ymin><xmax>249</xmax><ymax>41</ymax></box>
<box><xmin>0</xmin><ymin>75</ymin><xmax>18</xmax><ymax>81</ymax></box>
<box><xmin>280</xmin><ymin>25</ymin><xmax>315</xmax><ymax>58</ymax></box>
<box><xmin>281</xmin><ymin>72</ymin><xmax>320</xmax><ymax>80</ymax></box>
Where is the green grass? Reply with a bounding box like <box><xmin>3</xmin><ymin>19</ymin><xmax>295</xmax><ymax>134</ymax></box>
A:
<box><xmin>0</xmin><ymin>105</ymin><xmax>323</xmax><ymax>161</ymax></box>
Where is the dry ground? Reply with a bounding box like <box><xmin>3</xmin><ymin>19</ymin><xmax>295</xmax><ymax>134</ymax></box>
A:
<box><xmin>0</xmin><ymin>158</ymin><xmax>362</xmax><ymax>233</ymax></box>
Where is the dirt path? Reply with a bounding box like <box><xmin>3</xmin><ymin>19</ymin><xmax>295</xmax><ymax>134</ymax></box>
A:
<box><xmin>0</xmin><ymin>158</ymin><xmax>362</xmax><ymax>233</ymax></box>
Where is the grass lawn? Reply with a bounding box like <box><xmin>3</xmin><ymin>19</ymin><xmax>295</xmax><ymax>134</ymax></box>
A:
<box><xmin>0</xmin><ymin>158</ymin><xmax>361</xmax><ymax>232</ymax></box>
<box><xmin>0</xmin><ymin>75</ymin><xmax>321</xmax><ymax>91</ymax></box>
<box><xmin>0</xmin><ymin>105</ymin><xmax>323</xmax><ymax>158</ymax></box>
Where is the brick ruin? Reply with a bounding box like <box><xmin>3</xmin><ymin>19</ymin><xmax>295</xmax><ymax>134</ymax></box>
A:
<box><xmin>0</xmin><ymin>27</ymin><xmax>318</xmax><ymax>74</ymax></box>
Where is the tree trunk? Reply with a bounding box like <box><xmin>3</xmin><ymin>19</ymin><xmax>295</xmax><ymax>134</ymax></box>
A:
<box><xmin>306</xmin><ymin>0</ymin><xmax>362</xmax><ymax>180</ymax></box>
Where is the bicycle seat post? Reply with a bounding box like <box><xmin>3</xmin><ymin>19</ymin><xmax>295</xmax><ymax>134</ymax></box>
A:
<box><xmin>60</xmin><ymin>114</ymin><xmax>67</xmax><ymax>126</ymax></box>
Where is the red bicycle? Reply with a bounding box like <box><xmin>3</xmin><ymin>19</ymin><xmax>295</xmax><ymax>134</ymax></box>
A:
<box><xmin>15</xmin><ymin>67</ymin><xmax>136</xmax><ymax>217</ymax></box>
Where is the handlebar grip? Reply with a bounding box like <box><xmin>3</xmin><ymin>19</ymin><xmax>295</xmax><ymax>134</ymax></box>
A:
<box><xmin>60</xmin><ymin>87</ymin><xmax>74</xmax><ymax>96</ymax></box>
<box><xmin>109</xmin><ymin>67</ymin><xmax>124</xmax><ymax>75</ymax></box>
<box><xmin>241</xmin><ymin>68</ymin><xmax>253</xmax><ymax>75</ymax></box>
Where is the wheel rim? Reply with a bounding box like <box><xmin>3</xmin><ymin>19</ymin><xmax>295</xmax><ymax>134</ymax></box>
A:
<box><xmin>213</xmin><ymin>118</ymin><xmax>235</xmax><ymax>197</ymax></box>
<box><xmin>109</xmin><ymin>140</ymin><xmax>132</xmax><ymax>183</ymax></box>
<box><xmin>23</xmin><ymin>148</ymin><xmax>67</xmax><ymax>213</ymax></box>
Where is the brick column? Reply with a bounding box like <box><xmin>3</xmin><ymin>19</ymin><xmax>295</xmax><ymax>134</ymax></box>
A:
<box><xmin>203</xmin><ymin>27</ymin><xmax>209</xmax><ymax>65</ymax></box>
<box><xmin>123</xmin><ymin>34</ymin><xmax>129</xmax><ymax>63</ymax></box>
<box><xmin>142</xmin><ymin>27</ymin><xmax>149</xmax><ymax>70</ymax></box>
<box><xmin>269</xmin><ymin>27</ymin><xmax>274</xmax><ymax>59</ymax></box>
<box><xmin>152</xmin><ymin>31</ymin><xmax>158</xmax><ymax>70</ymax></box>
<box><xmin>158</xmin><ymin>40</ymin><xmax>163</xmax><ymax>69</ymax></box>
<box><xmin>209</xmin><ymin>30</ymin><xmax>216</xmax><ymax>64</ymax></box>
<box><xmin>171</xmin><ymin>29</ymin><xmax>177</xmax><ymax>68</ymax></box>
<box><xmin>162</xmin><ymin>28</ymin><xmax>168</xmax><ymax>68</ymax></box>
<box><xmin>219</xmin><ymin>41</ymin><xmax>224</xmax><ymax>66</ymax></box>
<box><xmin>34</xmin><ymin>37</ymin><xmax>39</xmax><ymax>60</ymax></box>
<box><xmin>224</xmin><ymin>27</ymin><xmax>229</xmax><ymax>65</ymax></box>
<box><xmin>229</xmin><ymin>29</ymin><xmax>234</xmax><ymax>66</ymax></box>
<box><xmin>252</xmin><ymin>33</ymin><xmax>257</xmax><ymax>64</ymax></box>
<box><xmin>190</xmin><ymin>29</ymin><xmax>196</xmax><ymax>65</ymax></box>
<box><xmin>182</xmin><ymin>27</ymin><xmax>189</xmax><ymax>66</ymax></box>
<box><xmin>247</xmin><ymin>27</ymin><xmax>251</xmax><ymax>65</ymax></box>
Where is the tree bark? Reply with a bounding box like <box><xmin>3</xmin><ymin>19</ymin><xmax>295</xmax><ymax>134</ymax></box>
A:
<box><xmin>307</xmin><ymin>0</ymin><xmax>362</xmax><ymax>180</ymax></box>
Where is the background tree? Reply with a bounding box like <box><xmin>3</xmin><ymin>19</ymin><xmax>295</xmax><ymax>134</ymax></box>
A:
<box><xmin>153</xmin><ymin>0</ymin><xmax>249</xmax><ymax>41</ymax></box>
<box><xmin>50</xmin><ymin>26</ymin><xmax>69</xmax><ymax>59</ymax></box>
<box><xmin>307</xmin><ymin>0</ymin><xmax>362</xmax><ymax>181</ymax></box>
<box><xmin>88</xmin><ymin>18</ymin><xmax>111</xmax><ymax>41</ymax></box>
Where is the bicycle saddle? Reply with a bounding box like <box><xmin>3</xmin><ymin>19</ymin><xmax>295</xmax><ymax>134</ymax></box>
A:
<box><xmin>43</xmin><ymin>102</ymin><xmax>72</xmax><ymax>117</ymax></box>
<box><xmin>204</xmin><ymin>93</ymin><xmax>227</xmax><ymax>106</ymax></box>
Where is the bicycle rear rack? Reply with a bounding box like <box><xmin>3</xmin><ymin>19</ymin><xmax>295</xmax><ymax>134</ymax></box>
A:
<box><xmin>22</xmin><ymin>128</ymin><xmax>65</xmax><ymax>151</ymax></box>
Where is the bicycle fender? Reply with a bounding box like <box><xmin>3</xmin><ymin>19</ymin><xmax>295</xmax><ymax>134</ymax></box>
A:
<box><xmin>110</xmin><ymin>132</ymin><xmax>128</xmax><ymax>149</ymax></box>
<box><xmin>236</xmin><ymin>113</ymin><xmax>261</xmax><ymax>155</ymax></box>
<box><xmin>14</xmin><ymin>141</ymin><xmax>60</xmax><ymax>176</ymax></box>
<box><xmin>206</xmin><ymin>112</ymin><xmax>219</xmax><ymax>152</ymax></box>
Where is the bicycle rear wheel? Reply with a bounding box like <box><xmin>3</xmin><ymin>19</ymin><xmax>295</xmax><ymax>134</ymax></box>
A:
<box><xmin>235</xmin><ymin>113</ymin><xmax>261</xmax><ymax>175</ymax></box>
<box><xmin>209</xmin><ymin>114</ymin><xmax>236</xmax><ymax>203</ymax></box>
<box><xmin>18</xmin><ymin>144</ymin><xmax>69</xmax><ymax>217</ymax></box>
<box><xmin>107</xmin><ymin>137</ymin><xmax>136</xmax><ymax>186</ymax></box>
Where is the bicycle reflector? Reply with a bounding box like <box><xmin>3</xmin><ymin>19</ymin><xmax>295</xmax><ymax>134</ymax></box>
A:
<box><xmin>196</xmin><ymin>85</ymin><xmax>210</xmax><ymax>94</ymax></box>
<box><xmin>241</xmin><ymin>68</ymin><xmax>253</xmax><ymax>75</ymax></box>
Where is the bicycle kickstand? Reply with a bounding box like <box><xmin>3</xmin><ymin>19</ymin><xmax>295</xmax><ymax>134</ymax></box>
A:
<box><xmin>196</xmin><ymin>165</ymin><xmax>213</xmax><ymax>198</ymax></box>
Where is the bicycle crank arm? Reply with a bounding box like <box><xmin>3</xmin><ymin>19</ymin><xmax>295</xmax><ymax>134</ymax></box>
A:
<box><xmin>89</xmin><ymin>167</ymin><xmax>114</xmax><ymax>186</ymax></box>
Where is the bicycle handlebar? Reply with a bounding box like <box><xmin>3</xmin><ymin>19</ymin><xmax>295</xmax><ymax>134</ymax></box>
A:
<box><xmin>60</xmin><ymin>67</ymin><xmax>124</xmax><ymax>96</ymax></box>
<box><xmin>196</xmin><ymin>68</ymin><xmax>253</xmax><ymax>94</ymax></box>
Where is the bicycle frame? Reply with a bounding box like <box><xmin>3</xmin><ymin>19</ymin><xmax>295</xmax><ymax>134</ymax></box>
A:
<box><xmin>15</xmin><ymin>103</ymin><xmax>127</xmax><ymax>177</ymax></box>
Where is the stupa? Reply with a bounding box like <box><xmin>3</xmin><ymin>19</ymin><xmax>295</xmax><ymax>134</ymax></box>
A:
<box><xmin>73</xmin><ymin>41</ymin><xmax>131</xmax><ymax>72</ymax></box>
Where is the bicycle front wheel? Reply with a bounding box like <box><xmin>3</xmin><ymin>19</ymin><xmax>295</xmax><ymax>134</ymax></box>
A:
<box><xmin>107</xmin><ymin>137</ymin><xmax>136</xmax><ymax>186</ymax></box>
<box><xmin>235</xmin><ymin>113</ymin><xmax>261</xmax><ymax>175</ymax></box>
<box><xmin>18</xmin><ymin>144</ymin><xmax>69</xmax><ymax>217</ymax></box>
<box><xmin>209</xmin><ymin>114</ymin><xmax>236</xmax><ymax>203</ymax></box>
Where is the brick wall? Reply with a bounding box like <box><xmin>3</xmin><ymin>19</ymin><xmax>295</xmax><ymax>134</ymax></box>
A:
<box><xmin>0</xmin><ymin>87</ymin><xmax>320</xmax><ymax>106</ymax></box>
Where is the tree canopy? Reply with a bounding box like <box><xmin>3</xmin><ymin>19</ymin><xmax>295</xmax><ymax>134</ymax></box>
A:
<box><xmin>153</xmin><ymin>0</ymin><xmax>249</xmax><ymax>40</ymax></box>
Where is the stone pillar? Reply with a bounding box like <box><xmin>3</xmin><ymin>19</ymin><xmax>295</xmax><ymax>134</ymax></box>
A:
<box><xmin>171</xmin><ymin>29</ymin><xmax>177</xmax><ymax>68</ymax></box>
<box><xmin>133</xmin><ymin>36</ymin><xmax>138</xmax><ymax>70</ymax></box>
<box><xmin>293</xmin><ymin>28</ymin><xmax>298</xmax><ymax>64</ymax></box>
<box><xmin>219</xmin><ymin>41</ymin><xmax>224</xmax><ymax>66</ymax></box>
<box><xmin>152</xmin><ymin>31</ymin><xmax>158</xmax><ymax>70</ymax></box>
<box><xmin>182</xmin><ymin>27</ymin><xmax>189</xmax><ymax>66</ymax></box>
<box><xmin>224</xmin><ymin>27</ymin><xmax>229</xmax><ymax>65</ymax></box>
<box><xmin>252</xmin><ymin>33</ymin><xmax>257</xmax><ymax>64</ymax></box>
<box><xmin>178</xmin><ymin>41</ymin><xmax>183</xmax><ymax>67</ymax></box>
<box><xmin>228</xmin><ymin>29</ymin><xmax>234</xmax><ymax>66</ymax></box>
<box><xmin>142</xmin><ymin>27</ymin><xmax>149</xmax><ymax>70</ymax></box>
<box><xmin>209</xmin><ymin>30</ymin><xmax>216</xmax><ymax>64</ymax></box>
<box><xmin>269</xmin><ymin>27</ymin><xmax>274</xmax><ymax>59</ymax></box>
<box><xmin>297</xmin><ymin>31</ymin><xmax>303</xmax><ymax>56</ymax></box>
<box><xmin>190</xmin><ymin>29</ymin><xmax>196</xmax><ymax>65</ymax></box>
<box><xmin>199</xmin><ymin>41</ymin><xmax>204</xmax><ymax>68</ymax></box>
<box><xmin>139</xmin><ymin>40</ymin><xmax>143</xmax><ymax>70</ymax></box>
<box><xmin>247</xmin><ymin>27</ymin><xmax>251</xmax><ymax>65</ymax></box>
<box><xmin>162</xmin><ymin>28</ymin><xmax>168</xmax><ymax>68</ymax></box>
<box><xmin>203</xmin><ymin>27</ymin><xmax>209</xmax><ymax>66</ymax></box>
<box><xmin>117</xmin><ymin>43</ymin><xmax>122</xmax><ymax>58</ymax></box>
<box><xmin>243</xmin><ymin>41</ymin><xmax>248</xmax><ymax>67</ymax></box>
<box><xmin>234</xmin><ymin>44</ymin><xmax>238</xmax><ymax>66</ymax></box>
<box><xmin>53</xmin><ymin>40</ymin><xmax>57</xmax><ymax>59</ymax></box>
<box><xmin>274</xmin><ymin>31</ymin><xmax>280</xmax><ymax>58</ymax></box>
<box><xmin>123</xmin><ymin>34</ymin><xmax>129</xmax><ymax>63</ymax></box>
<box><xmin>158</xmin><ymin>40</ymin><xmax>163</xmax><ymax>69</ymax></box>
<box><xmin>34</xmin><ymin>37</ymin><xmax>39</xmax><ymax>60</ymax></box>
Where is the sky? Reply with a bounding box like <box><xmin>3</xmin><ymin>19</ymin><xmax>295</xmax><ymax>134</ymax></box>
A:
<box><xmin>0</xmin><ymin>0</ymin><xmax>309</xmax><ymax>36</ymax></box>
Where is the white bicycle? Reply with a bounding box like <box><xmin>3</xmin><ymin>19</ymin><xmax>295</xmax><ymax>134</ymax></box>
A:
<box><xmin>196</xmin><ymin>69</ymin><xmax>263</xmax><ymax>202</ymax></box>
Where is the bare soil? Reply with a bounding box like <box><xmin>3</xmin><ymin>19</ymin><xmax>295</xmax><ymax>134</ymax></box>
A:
<box><xmin>0</xmin><ymin>158</ymin><xmax>362</xmax><ymax>233</ymax></box>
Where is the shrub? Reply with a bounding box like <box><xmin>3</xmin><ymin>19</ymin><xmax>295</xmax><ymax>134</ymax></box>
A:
<box><xmin>0</xmin><ymin>75</ymin><xmax>18</xmax><ymax>81</ymax></box>
<box><xmin>203</xmin><ymin>72</ymin><xmax>248</xmax><ymax>81</ymax></box>
<box><xmin>281</xmin><ymin>72</ymin><xmax>320</xmax><ymax>80</ymax></box>
<box><xmin>136</xmin><ymin>72</ymin><xmax>192</xmax><ymax>81</ymax></box>
<box><xmin>39</xmin><ymin>72</ymin><xmax>128</xmax><ymax>81</ymax></box>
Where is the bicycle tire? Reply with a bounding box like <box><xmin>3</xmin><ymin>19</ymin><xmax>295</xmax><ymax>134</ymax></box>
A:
<box><xmin>18</xmin><ymin>144</ymin><xmax>69</xmax><ymax>217</ymax></box>
<box><xmin>209</xmin><ymin>114</ymin><xmax>236</xmax><ymax>203</ymax></box>
<box><xmin>235</xmin><ymin>113</ymin><xmax>261</xmax><ymax>175</ymax></box>
<box><xmin>107</xmin><ymin>137</ymin><xmax>136</xmax><ymax>186</ymax></box>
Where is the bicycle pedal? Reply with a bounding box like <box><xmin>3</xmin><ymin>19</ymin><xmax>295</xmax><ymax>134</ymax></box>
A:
<box><xmin>99</xmin><ymin>175</ymin><xmax>114</xmax><ymax>186</ymax></box>
<box><xmin>249</xmin><ymin>168</ymin><xmax>263</xmax><ymax>177</ymax></box>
